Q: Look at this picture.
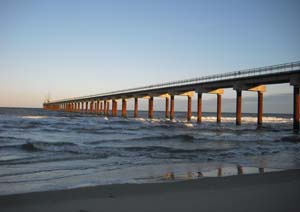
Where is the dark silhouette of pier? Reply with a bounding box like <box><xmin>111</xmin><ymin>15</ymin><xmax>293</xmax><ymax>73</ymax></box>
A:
<box><xmin>44</xmin><ymin>61</ymin><xmax>300</xmax><ymax>132</ymax></box>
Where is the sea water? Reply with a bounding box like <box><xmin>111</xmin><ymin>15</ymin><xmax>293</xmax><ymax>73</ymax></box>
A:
<box><xmin>0</xmin><ymin>108</ymin><xmax>299</xmax><ymax>195</ymax></box>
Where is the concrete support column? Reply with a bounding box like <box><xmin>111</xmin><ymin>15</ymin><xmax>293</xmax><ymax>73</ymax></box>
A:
<box><xmin>100</xmin><ymin>102</ymin><xmax>103</xmax><ymax>114</ymax></box>
<box><xmin>134</xmin><ymin>97</ymin><xmax>138</xmax><ymax>118</ymax></box>
<box><xmin>187</xmin><ymin>96</ymin><xmax>192</xmax><ymax>121</ymax></box>
<box><xmin>294</xmin><ymin>86</ymin><xmax>299</xmax><ymax>132</ymax></box>
<box><xmin>112</xmin><ymin>100</ymin><xmax>117</xmax><ymax>117</ymax></box>
<box><xmin>236</xmin><ymin>90</ymin><xmax>242</xmax><ymax>125</ymax></box>
<box><xmin>217</xmin><ymin>94</ymin><xmax>222</xmax><ymax>123</ymax></box>
<box><xmin>122</xmin><ymin>99</ymin><xmax>127</xmax><ymax>118</ymax></box>
<box><xmin>90</xmin><ymin>101</ymin><xmax>94</xmax><ymax>113</ymax></box>
<box><xmin>85</xmin><ymin>102</ymin><xmax>88</xmax><ymax>113</ymax></box>
<box><xmin>197</xmin><ymin>93</ymin><xmax>202</xmax><ymax>123</ymax></box>
<box><xmin>257</xmin><ymin>91</ymin><xmax>263</xmax><ymax>126</ymax></box>
<box><xmin>111</xmin><ymin>101</ymin><xmax>114</xmax><ymax>116</ymax></box>
<box><xmin>165</xmin><ymin>97</ymin><xmax>169</xmax><ymax>119</ymax></box>
<box><xmin>106</xmin><ymin>101</ymin><xmax>110</xmax><ymax>116</ymax></box>
<box><xmin>103</xmin><ymin>100</ymin><xmax>107</xmax><ymax>116</ymax></box>
<box><xmin>115</xmin><ymin>100</ymin><xmax>118</xmax><ymax>116</ymax></box>
<box><xmin>148</xmin><ymin>97</ymin><xmax>154</xmax><ymax>119</ymax></box>
<box><xmin>170</xmin><ymin>95</ymin><xmax>175</xmax><ymax>120</ymax></box>
<box><xmin>111</xmin><ymin>101</ymin><xmax>115</xmax><ymax>116</ymax></box>
<box><xmin>96</xmin><ymin>101</ymin><xmax>99</xmax><ymax>114</ymax></box>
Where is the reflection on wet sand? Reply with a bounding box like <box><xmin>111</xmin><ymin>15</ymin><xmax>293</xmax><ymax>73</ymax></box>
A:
<box><xmin>259</xmin><ymin>167</ymin><xmax>265</xmax><ymax>173</ymax></box>
<box><xmin>162</xmin><ymin>166</ymin><xmax>277</xmax><ymax>181</ymax></box>
<box><xmin>217</xmin><ymin>168</ymin><xmax>222</xmax><ymax>177</ymax></box>
<box><xmin>187</xmin><ymin>172</ymin><xmax>193</xmax><ymax>179</ymax></box>
<box><xmin>237</xmin><ymin>164</ymin><xmax>243</xmax><ymax>175</ymax></box>
<box><xmin>163</xmin><ymin>172</ymin><xmax>175</xmax><ymax>180</ymax></box>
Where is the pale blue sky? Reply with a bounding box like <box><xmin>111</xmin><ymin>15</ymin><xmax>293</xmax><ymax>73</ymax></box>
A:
<box><xmin>0</xmin><ymin>0</ymin><xmax>299</xmax><ymax>110</ymax></box>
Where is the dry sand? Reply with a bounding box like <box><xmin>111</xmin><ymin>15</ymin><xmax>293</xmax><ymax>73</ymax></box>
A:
<box><xmin>1</xmin><ymin>169</ymin><xmax>300</xmax><ymax>212</ymax></box>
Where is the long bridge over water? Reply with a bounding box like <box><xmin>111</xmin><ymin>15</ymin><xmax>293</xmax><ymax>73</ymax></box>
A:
<box><xmin>44</xmin><ymin>61</ymin><xmax>300</xmax><ymax>132</ymax></box>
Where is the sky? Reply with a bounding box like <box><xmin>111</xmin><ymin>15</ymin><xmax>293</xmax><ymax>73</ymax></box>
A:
<box><xmin>0</xmin><ymin>0</ymin><xmax>300</xmax><ymax>112</ymax></box>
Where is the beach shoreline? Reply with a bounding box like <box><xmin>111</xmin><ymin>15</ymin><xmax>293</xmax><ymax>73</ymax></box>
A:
<box><xmin>1</xmin><ymin>169</ymin><xmax>300</xmax><ymax>212</ymax></box>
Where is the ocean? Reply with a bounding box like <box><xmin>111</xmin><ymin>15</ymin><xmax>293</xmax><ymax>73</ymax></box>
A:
<box><xmin>0</xmin><ymin>107</ymin><xmax>300</xmax><ymax>195</ymax></box>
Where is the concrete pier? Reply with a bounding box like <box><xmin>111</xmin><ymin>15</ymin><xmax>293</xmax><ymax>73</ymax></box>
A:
<box><xmin>148</xmin><ymin>97</ymin><xmax>154</xmax><ymax>119</ymax></box>
<box><xmin>294</xmin><ymin>86</ymin><xmax>300</xmax><ymax>132</ymax></box>
<box><xmin>236</xmin><ymin>90</ymin><xmax>242</xmax><ymax>125</ymax></box>
<box><xmin>122</xmin><ymin>99</ymin><xmax>127</xmax><ymax>118</ymax></box>
<box><xmin>134</xmin><ymin>97</ymin><xmax>138</xmax><ymax>118</ymax></box>
<box><xmin>43</xmin><ymin>61</ymin><xmax>300</xmax><ymax>132</ymax></box>
<box><xmin>170</xmin><ymin>95</ymin><xmax>175</xmax><ymax>120</ymax></box>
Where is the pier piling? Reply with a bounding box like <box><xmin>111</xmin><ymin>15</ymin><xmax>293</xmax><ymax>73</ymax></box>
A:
<box><xmin>217</xmin><ymin>94</ymin><xmax>222</xmax><ymax>123</ymax></box>
<box><xmin>103</xmin><ymin>100</ymin><xmax>107</xmax><ymax>116</ymax></box>
<box><xmin>122</xmin><ymin>99</ymin><xmax>127</xmax><ymax>118</ymax></box>
<box><xmin>170</xmin><ymin>95</ymin><xmax>175</xmax><ymax>120</ymax></box>
<box><xmin>257</xmin><ymin>91</ymin><xmax>263</xmax><ymax>126</ymax></box>
<box><xmin>187</xmin><ymin>96</ymin><xmax>192</xmax><ymax>121</ymax></box>
<box><xmin>134</xmin><ymin>97</ymin><xmax>138</xmax><ymax>118</ymax></box>
<box><xmin>197</xmin><ymin>93</ymin><xmax>202</xmax><ymax>123</ymax></box>
<box><xmin>85</xmin><ymin>102</ymin><xmax>88</xmax><ymax>113</ymax></box>
<box><xmin>148</xmin><ymin>97</ymin><xmax>154</xmax><ymax>119</ymax></box>
<box><xmin>165</xmin><ymin>97</ymin><xmax>169</xmax><ymax>119</ymax></box>
<box><xmin>236</xmin><ymin>90</ymin><xmax>242</xmax><ymax>125</ymax></box>
<box><xmin>294</xmin><ymin>86</ymin><xmax>300</xmax><ymax>132</ymax></box>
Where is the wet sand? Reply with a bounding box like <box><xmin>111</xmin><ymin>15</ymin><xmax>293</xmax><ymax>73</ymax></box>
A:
<box><xmin>1</xmin><ymin>169</ymin><xmax>300</xmax><ymax>212</ymax></box>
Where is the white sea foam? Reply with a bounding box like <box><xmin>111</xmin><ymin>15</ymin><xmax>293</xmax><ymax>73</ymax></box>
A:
<box><xmin>193</xmin><ymin>116</ymin><xmax>292</xmax><ymax>123</ymax></box>
<box><xmin>184</xmin><ymin>123</ymin><xmax>194</xmax><ymax>128</ymax></box>
<box><xmin>135</xmin><ymin>118</ymin><xmax>146</xmax><ymax>122</ymax></box>
<box><xmin>21</xmin><ymin>116</ymin><xmax>48</xmax><ymax>119</ymax></box>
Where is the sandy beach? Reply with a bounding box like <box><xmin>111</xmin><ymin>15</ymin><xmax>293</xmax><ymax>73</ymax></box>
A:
<box><xmin>1</xmin><ymin>169</ymin><xmax>300</xmax><ymax>212</ymax></box>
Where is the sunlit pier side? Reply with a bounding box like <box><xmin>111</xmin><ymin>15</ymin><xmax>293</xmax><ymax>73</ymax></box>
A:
<box><xmin>44</xmin><ymin>61</ymin><xmax>300</xmax><ymax>132</ymax></box>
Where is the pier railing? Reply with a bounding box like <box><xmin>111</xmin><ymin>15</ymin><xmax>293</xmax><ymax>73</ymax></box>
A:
<box><xmin>54</xmin><ymin>61</ymin><xmax>300</xmax><ymax>102</ymax></box>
